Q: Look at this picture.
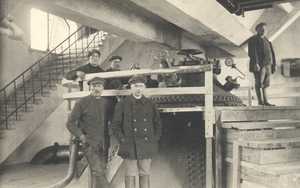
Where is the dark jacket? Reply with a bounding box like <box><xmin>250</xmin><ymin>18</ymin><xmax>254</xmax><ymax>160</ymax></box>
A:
<box><xmin>66</xmin><ymin>95</ymin><xmax>109</xmax><ymax>147</ymax></box>
<box><xmin>65</xmin><ymin>63</ymin><xmax>104</xmax><ymax>80</ymax></box>
<box><xmin>248</xmin><ymin>35</ymin><xmax>276</xmax><ymax>72</ymax></box>
<box><xmin>111</xmin><ymin>96</ymin><xmax>162</xmax><ymax>159</ymax></box>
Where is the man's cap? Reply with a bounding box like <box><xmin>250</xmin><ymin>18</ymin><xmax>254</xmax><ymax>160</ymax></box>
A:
<box><xmin>128</xmin><ymin>75</ymin><xmax>147</xmax><ymax>84</ymax></box>
<box><xmin>255</xmin><ymin>22</ymin><xmax>267</xmax><ymax>31</ymax></box>
<box><xmin>87</xmin><ymin>77</ymin><xmax>105</xmax><ymax>85</ymax></box>
<box><xmin>109</xmin><ymin>55</ymin><xmax>122</xmax><ymax>61</ymax></box>
<box><xmin>88</xmin><ymin>49</ymin><xmax>101</xmax><ymax>58</ymax></box>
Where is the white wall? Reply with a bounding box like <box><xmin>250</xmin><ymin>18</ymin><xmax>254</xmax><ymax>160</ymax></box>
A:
<box><xmin>0</xmin><ymin>1</ymin><xmax>46</xmax><ymax>88</ymax></box>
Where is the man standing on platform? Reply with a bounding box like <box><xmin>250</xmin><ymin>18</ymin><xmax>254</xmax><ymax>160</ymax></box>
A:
<box><xmin>248</xmin><ymin>22</ymin><xmax>276</xmax><ymax>106</ymax></box>
<box><xmin>66</xmin><ymin>77</ymin><xmax>110</xmax><ymax>188</ymax></box>
<box><xmin>65</xmin><ymin>49</ymin><xmax>104</xmax><ymax>90</ymax></box>
<box><xmin>111</xmin><ymin>75</ymin><xmax>162</xmax><ymax>188</ymax></box>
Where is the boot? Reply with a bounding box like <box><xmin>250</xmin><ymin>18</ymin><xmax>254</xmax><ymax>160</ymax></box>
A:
<box><xmin>262</xmin><ymin>88</ymin><xmax>275</xmax><ymax>106</ymax></box>
<box><xmin>125</xmin><ymin>176</ymin><xmax>136</xmax><ymax>188</ymax></box>
<box><xmin>139</xmin><ymin>175</ymin><xmax>150</xmax><ymax>188</ymax></box>
<box><xmin>255</xmin><ymin>86</ymin><xmax>264</xmax><ymax>105</ymax></box>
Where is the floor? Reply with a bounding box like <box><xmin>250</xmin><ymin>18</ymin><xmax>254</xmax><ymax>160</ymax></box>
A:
<box><xmin>0</xmin><ymin>160</ymin><xmax>267</xmax><ymax>188</ymax></box>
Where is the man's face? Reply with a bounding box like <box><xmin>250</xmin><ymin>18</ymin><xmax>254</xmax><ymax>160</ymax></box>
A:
<box><xmin>130</xmin><ymin>83</ymin><xmax>146</xmax><ymax>99</ymax></box>
<box><xmin>257</xmin><ymin>25</ymin><xmax>267</xmax><ymax>36</ymax></box>
<box><xmin>110</xmin><ymin>59</ymin><xmax>121</xmax><ymax>69</ymax></box>
<box><xmin>90</xmin><ymin>83</ymin><xmax>104</xmax><ymax>96</ymax></box>
<box><xmin>89</xmin><ymin>52</ymin><xmax>101</xmax><ymax>66</ymax></box>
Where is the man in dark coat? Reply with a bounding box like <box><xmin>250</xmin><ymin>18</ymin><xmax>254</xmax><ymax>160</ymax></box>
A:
<box><xmin>65</xmin><ymin>49</ymin><xmax>104</xmax><ymax>90</ymax></box>
<box><xmin>111</xmin><ymin>75</ymin><xmax>162</xmax><ymax>188</ymax></box>
<box><xmin>248</xmin><ymin>22</ymin><xmax>276</xmax><ymax>106</ymax></box>
<box><xmin>66</xmin><ymin>77</ymin><xmax>110</xmax><ymax>188</ymax></box>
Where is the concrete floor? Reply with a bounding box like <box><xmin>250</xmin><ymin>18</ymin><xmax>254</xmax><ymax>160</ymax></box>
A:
<box><xmin>0</xmin><ymin>154</ymin><xmax>181</xmax><ymax>188</ymax></box>
<box><xmin>0</xmin><ymin>161</ymin><xmax>267</xmax><ymax>188</ymax></box>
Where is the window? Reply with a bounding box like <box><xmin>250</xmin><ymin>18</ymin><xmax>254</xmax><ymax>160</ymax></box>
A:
<box><xmin>30</xmin><ymin>8</ymin><xmax>78</xmax><ymax>51</ymax></box>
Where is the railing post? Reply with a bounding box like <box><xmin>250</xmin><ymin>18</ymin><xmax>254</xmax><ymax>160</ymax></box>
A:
<box><xmin>13</xmin><ymin>82</ymin><xmax>18</xmax><ymax>120</ymax></box>
<box><xmin>30</xmin><ymin>68</ymin><xmax>36</xmax><ymax>103</ymax></box>
<box><xmin>75</xmin><ymin>32</ymin><xmax>78</xmax><ymax>65</ymax></box>
<box><xmin>22</xmin><ymin>75</ymin><xmax>27</xmax><ymax>111</ymax></box>
<box><xmin>54</xmin><ymin>49</ymin><xmax>59</xmax><ymax>80</ymax></box>
<box><xmin>81</xmin><ymin>29</ymin><xmax>84</xmax><ymax>58</ymax></box>
<box><xmin>68</xmin><ymin>34</ymin><xmax>71</xmax><ymax>71</ymax></box>
<box><xmin>204</xmin><ymin>64</ymin><xmax>214</xmax><ymax>188</ymax></box>
<box><xmin>38</xmin><ymin>62</ymin><xmax>44</xmax><ymax>96</ymax></box>
<box><xmin>4</xmin><ymin>90</ymin><xmax>8</xmax><ymax>129</ymax></box>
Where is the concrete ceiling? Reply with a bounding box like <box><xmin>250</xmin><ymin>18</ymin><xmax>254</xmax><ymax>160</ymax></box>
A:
<box><xmin>29</xmin><ymin>0</ymin><xmax>300</xmax><ymax>58</ymax></box>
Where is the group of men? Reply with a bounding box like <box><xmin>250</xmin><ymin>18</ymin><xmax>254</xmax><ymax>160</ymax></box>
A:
<box><xmin>65</xmin><ymin>21</ymin><xmax>277</xmax><ymax>187</ymax></box>
<box><xmin>65</xmin><ymin>49</ymin><xmax>161</xmax><ymax>188</ymax></box>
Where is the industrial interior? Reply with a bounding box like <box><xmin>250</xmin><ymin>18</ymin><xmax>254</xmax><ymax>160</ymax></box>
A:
<box><xmin>2</xmin><ymin>0</ymin><xmax>300</xmax><ymax>188</ymax></box>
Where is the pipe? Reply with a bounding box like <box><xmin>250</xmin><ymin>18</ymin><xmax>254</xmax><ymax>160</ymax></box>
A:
<box><xmin>45</xmin><ymin>137</ymin><xmax>80</xmax><ymax>188</ymax></box>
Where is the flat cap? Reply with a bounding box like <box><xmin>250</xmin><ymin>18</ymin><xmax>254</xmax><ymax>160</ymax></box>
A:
<box><xmin>128</xmin><ymin>75</ymin><xmax>147</xmax><ymax>84</ymax></box>
<box><xmin>255</xmin><ymin>22</ymin><xmax>267</xmax><ymax>31</ymax></box>
<box><xmin>87</xmin><ymin>77</ymin><xmax>105</xmax><ymax>85</ymax></box>
<box><xmin>109</xmin><ymin>55</ymin><xmax>122</xmax><ymax>61</ymax></box>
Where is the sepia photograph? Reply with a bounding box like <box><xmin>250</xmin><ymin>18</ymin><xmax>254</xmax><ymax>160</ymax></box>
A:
<box><xmin>1</xmin><ymin>0</ymin><xmax>300</xmax><ymax>188</ymax></box>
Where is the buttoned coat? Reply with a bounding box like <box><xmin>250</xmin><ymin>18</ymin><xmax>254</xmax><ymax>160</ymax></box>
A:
<box><xmin>111</xmin><ymin>95</ymin><xmax>162</xmax><ymax>159</ymax></box>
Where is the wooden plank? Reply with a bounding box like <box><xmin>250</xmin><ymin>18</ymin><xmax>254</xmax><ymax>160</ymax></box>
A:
<box><xmin>226</xmin><ymin>158</ymin><xmax>300</xmax><ymax>177</ymax></box>
<box><xmin>159</xmin><ymin>107</ymin><xmax>205</xmax><ymax>113</ymax></box>
<box><xmin>232</xmin><ymin>142</ymin><xmax>241</xmax><ymax>188</ymax></box>
<box><xmin>222</xmin><ymin>120</ymin><xmax>300</xmax><ymax>130</ymax></box>
<box><xmin>206</xmin><ymin>138</ymin><xmax>214</xmax><ymax>188</ymax></box>
<box><xmin>63</xmin><ymin>87</ymin><xmax>207</xmax><ymax>100</ymax></box>
<box><xmin>85</xmin><ymin>65</ymin><xmax>211</xmax><ymax>80</ymax></box>
<box><xmin>225</xmin><ymin>160</ymin><xmax>280</xmax><ymax>188</ymax></box>
<box><xmin>238</xmin><ymin>137</ymin><xmax>300</xmax><ymax>149</ymax></box>
<box><xmin>222</xmin><ymin>127</ymin><xmax>300</xmax><ymax>141</ymax></box>
<box><xmin>219</xmin><ymin>108</ymin><xmax>300</xmax><ymax>122</ymax></box>
<box><xmin>225</xmin><ymin>143</ymin><xmax>300</xmax><ymax>164</ymax></box>
<box><xmin>215</xmin><ymin>113</ymin><xmax>223</xmax><ymax>188</ymax></box>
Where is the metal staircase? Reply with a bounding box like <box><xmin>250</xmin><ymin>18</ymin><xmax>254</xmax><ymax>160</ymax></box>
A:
<box><xmin>0</xmin><ymin>26</ymin><xmax>108</xmax><ymax>130</ymax></box>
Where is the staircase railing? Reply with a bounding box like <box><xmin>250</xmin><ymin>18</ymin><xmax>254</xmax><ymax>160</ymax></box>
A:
<box><xmin>0</xmin><ymin>26</ymin><xmax>105</xmax><ymax>129</ymax></box>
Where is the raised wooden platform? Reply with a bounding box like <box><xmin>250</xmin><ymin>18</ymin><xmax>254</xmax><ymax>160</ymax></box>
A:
<box><xmin>217</xmin><ymin>106</ymin><xmax>300</xmax><ymax>188</ymax></box>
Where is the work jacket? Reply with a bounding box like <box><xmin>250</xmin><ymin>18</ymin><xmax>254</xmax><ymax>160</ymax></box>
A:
<box><xmin>111</xmin><ymin>95</ymin><xmax>162</xmax><ymax>159</ymax></box>
<box><xmin>248</xmin><ymin>35</ymin><xmax>276</xmax><ymax>72</ymax></box>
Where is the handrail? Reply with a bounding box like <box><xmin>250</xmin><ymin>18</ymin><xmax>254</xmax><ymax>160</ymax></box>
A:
<box><xmin>0</xmin><ymin>25</ymin><xmax>105</xmax><ymax>128</ymax></box>
<box><xmin>0</xmin><ymin>26</ymin><xmax>84</xmax><ymax>92</ymax></box>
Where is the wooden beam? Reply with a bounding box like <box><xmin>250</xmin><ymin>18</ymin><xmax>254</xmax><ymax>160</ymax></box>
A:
<box><xmin>63</xmin><ymin>87</ymin><xmax>207</xmax><ymax>100</ymax></box>
<box><xmin>219</xmin><ymin>108</ymin><xmax>300</xmax><ymax>122</ymax></box>
<box><xmin>85</xmin><ymin>65</ymin><xmax>211</xmax><ymax>80</ymax></box>
<box><xmin>222</xmin><ymin>120</ymin><xmax>300</xmax><ymax>130</ymax></box>
<box><xmin>232</xmin><ymin>142</ymin><xmax>242</xmax><ymax>188</ymax></box>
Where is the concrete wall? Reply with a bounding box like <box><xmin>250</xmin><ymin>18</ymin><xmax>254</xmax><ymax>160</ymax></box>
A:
<box><xmin>0</xmin><ymin>1</ymin><xmax>45</xmax><ymax>88</ymax></box>
<box><xmin>5</xmin><ymin>101</ymin><xmax>71</xmax><ymax>164</ymax></box>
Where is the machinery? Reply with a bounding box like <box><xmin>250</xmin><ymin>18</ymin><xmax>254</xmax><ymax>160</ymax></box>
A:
<box><xmin>47</xmin><ymin>49</ymin><xmax>244</xmax><ymax>188</ymax></box>
<box><xmin>216</xmin><ymin>0</ymin><xmax>300</xmax><ymax>16</ymax></box>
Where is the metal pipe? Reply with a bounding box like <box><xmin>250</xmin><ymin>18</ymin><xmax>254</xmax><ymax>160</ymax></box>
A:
<box><xmin>45</xmin><ymin>137</ymin><xmax>79</xmax><ymax>188</ymax></box>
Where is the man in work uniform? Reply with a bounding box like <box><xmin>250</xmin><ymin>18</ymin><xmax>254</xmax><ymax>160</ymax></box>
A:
<box><xmin>66</xmin><ymin>77</ymin><xmax>110</xmax><ymax>188</ymax></box>
<box><xmin>111</xmin><ymin>75</ymin><xmax>162</xmax><ymax>188</ymax></box>
<box><xmin>248</xmin><ymin>22</ymin><xmax>276</xmax><ymax>106</ymax></box>
<box><xmin>65</xmin><ymin>49</ymin><xmax>104</xmax><ymax>90</ymax></box>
